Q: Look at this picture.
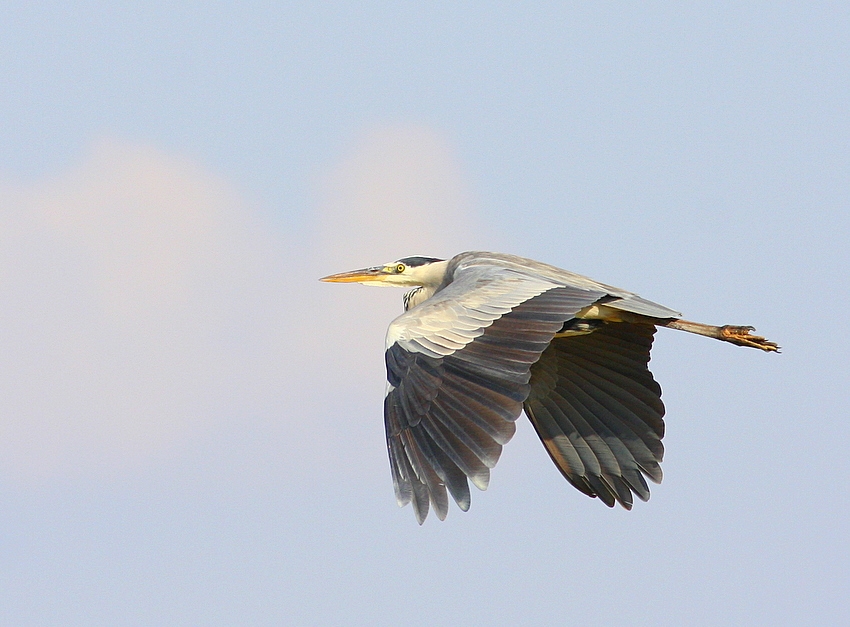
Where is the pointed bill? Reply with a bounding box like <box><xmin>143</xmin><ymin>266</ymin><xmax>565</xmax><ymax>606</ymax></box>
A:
<box><xmin>320</xmin><ymin>267</ymin><xmax>390</xmax><ymax>283</ymax></box>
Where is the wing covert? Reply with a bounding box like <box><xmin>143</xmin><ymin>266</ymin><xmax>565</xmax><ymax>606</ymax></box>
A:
<box><xmin>386</xmin><ymin>266</ymin><xmax>568</xmax><ymax>358</ymax></box>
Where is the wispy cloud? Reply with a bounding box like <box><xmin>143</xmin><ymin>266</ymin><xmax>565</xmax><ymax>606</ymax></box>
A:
<box><xmin>0</xmin><ymin>140</ymin><xmax>257</xmax><ymax>480</ymax></box>
<box><xmin>314</xmin><ymin>123</ymin><xmax>482</xmax><ymax>265</ymax></box>
<box><xmin>0</xmin><ymin>126</ymin><xmax>481</xmax><ymax>483</ymax></box>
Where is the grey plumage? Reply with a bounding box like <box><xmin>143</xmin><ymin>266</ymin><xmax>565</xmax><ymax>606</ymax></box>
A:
<box><xmin>321</xmin><ymin>250</ymin><xmax>778</xmax><ymax>523</ymax></box>
<box><xmin>525</xmin><ymin>323</ymin><xmax>664</xmax><ymax>509</ymax></box>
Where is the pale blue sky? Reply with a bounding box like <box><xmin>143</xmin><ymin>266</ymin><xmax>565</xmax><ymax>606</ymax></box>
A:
<box><xmin>1</xmin><ymin>3</ymin><xmax>848</xmax><ymax>626</ymax></box>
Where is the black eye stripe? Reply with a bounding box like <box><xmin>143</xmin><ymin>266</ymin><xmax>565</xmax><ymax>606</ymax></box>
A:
<box><xmin>396</xmin><ymin>256</ymin><xmax>443</xmax><ymax>268</ymax></box>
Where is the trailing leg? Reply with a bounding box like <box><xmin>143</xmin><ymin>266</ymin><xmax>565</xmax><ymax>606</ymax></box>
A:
<box><xmin>661</xmin><ymin>319</ymin><xmax>779</xmax><ymax>352</ymax></box>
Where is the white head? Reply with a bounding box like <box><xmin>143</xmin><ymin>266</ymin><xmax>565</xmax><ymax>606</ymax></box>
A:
<box><xmin>320</xmin><ymin>256</ymin><xmax>448</xmax><ymax>288</ymax></box>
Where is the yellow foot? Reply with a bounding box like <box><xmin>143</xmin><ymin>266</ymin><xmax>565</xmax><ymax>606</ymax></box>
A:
<box><xmin>720</xmin><ymin>326</ymin><xmax>780</xmax><ymax>352</ymax></box>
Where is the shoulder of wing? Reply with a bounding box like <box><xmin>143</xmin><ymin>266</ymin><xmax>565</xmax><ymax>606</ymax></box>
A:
<box><xmin>386</xmin><ymin>265</ymin><xmax>601</xmax><ymax>357</ymax></box>
<box><xmin>449</xmin><ymin>252</ymin><xmax>681</xmax><ymax>320</ymax></box>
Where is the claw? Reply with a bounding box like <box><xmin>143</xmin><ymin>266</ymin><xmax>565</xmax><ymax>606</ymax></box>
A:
<box><xmin>720</xmin><ymin>326</ymin><xmax>780</xmax><ymax>352</ymax></box>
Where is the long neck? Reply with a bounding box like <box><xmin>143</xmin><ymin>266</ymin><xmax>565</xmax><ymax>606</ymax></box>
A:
<box><xmin>403</xmin><ymin>260</ymin><xmax>450</xmax><ymax>310</ymax></box>
<box><xmin>409</xmin><ymin>259</ymin><xmax>450</xmax><ymax>288</ymax></box>
<box><xmin>403</xmin><ymin>285</ymin><xmax>437</xmax><ymax>310</ymax></box>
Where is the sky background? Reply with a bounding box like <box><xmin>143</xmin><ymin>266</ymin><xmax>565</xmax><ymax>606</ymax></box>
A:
<box><xmin>1</xmin><ymin>3</ymin><xmax>848</xmax><ymax>626</ymax></box>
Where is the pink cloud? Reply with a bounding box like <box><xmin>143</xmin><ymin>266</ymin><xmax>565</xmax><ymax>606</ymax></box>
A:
<box><xmin>0</xmin><ymin>126</ymin><xmax>484</xmax><ymax>483</ymax></box>
<box><xmin>0</xmin><ymin>140</ymin><xmax>256</xmax><ymax>480</ymax></box>
<box><xmin>313</xmin><ymin>123</ymin><xmax>486</xmax><ymax>264</ymax></box>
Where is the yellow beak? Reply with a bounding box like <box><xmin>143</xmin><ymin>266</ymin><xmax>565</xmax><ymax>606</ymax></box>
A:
<box><xmin>319</xmin><ymin>267</ymin><xmax>389</xmax><ymax>283</ymax></box>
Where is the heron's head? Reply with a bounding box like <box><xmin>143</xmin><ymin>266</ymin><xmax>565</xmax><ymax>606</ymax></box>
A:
<box><xmin>320</xmin><ymin>256</ymin><xmax>447</xmax><ymax>288</ymax></box>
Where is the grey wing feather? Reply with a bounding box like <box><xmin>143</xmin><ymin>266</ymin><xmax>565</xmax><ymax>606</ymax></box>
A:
<box><xmin>449</xmin><ymin>252</ymin><xmax>682</xmax><ymax>320</ymax></box>
<box><xmin>383</xmin><ymin>254</ymin><xmax>676</xmax><ymax>522</ymax></box>
<box><xmin>385</xmin><ymin>266</ymin><xmax>608</xmax><ymax>522</ymax></box>
<box><xmin>523</xmin><ymin>322</ymin><xmax>665</xmax><ymax>509</ymax></box>
<box><xmin>386</xmin><ymin>264</ymin><xmax>566</xmax><ymax>358</ymax></box>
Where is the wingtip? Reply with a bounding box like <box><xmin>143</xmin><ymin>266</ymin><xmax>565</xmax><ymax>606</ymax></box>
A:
<box><xmin>470</xmin><ymin>469</ymin><xmax>490</xmax><ymax>491</ymax></box>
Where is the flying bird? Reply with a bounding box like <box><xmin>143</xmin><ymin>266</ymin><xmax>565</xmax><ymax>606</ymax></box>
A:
<box><xmin>321</xmin><ymin>251</ymin><xmax>778</xmax><ymax>523</ymax></box>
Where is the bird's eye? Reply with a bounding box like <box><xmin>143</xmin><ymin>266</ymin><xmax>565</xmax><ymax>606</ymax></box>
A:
<box><xmin>396</xmin><ymin>264</ymin><xmax>406</xmax><ymax>273</ymax></box>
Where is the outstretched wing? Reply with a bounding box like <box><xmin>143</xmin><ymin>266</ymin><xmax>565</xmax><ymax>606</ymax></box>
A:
<box><xmin>384</xmin><ymin>265</ymin><xmax>607</xmax><ymax>523</ymax></box>
<box><xmin>524</xmin><ymin>322</ymin><xmax>665</xmax><ymax>509</ymax></box>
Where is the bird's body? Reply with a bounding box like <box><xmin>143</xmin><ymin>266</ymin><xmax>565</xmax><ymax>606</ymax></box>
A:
<box><xmin>322</xmin><ymin>251</ymin><xmax>777</xmax><ymax>523</ymax></box>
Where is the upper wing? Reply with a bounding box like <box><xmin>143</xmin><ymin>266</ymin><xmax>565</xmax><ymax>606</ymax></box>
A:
<box><xmin>447</xmin><ymin>252</ymin><xmax>682</xmax><ymax>320</ymax></box>
<box><xmin>384</xmin><ymin>266</ymin><xmax>607</xmax><ymax>523</ymax></box>
<box><xmin>523</xmin><ymin>322</ymin><xmax>665</xmax><ymax>509</ymax></box>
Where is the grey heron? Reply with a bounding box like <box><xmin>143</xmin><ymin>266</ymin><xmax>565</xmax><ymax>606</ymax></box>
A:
<box><xmin>321</xmin><ymin>251</ymin><xmax>777</xmax><ymax>523</ymax></box>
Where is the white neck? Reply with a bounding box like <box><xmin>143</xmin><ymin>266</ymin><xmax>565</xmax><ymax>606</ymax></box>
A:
<box><xmin>408</xmin><ymin>259</ymin><xmax>450</xmax><ymax>288</ymax></box>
